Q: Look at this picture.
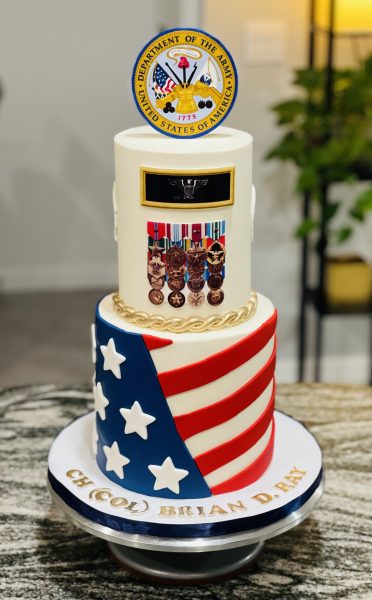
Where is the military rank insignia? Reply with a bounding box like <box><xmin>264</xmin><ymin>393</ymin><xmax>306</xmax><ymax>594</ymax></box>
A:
<box><xmin>132</xmin><ymin>29</ymin><xmax>237</xmax><ymax>138</ymax></box>
<box><xmin>141</xmin><ymin>166</ymin><xmax>234</xmax><ymax>209</ymax></box>
<box><xmin>147</xmin><ymin>221</ymin><xmax>226</xmax><ymax>307</ymax></box>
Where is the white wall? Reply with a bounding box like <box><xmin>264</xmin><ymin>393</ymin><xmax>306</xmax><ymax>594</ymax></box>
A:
<box><xmin>0</xmin><ymin>1</ymin><xmax>174</xmax><ymax>291</ymax></box>
<box><xmin>204</xmin><ymin>0</ymin><xmax>372</xmax><ymax>383</ymax></box>
<box><xmin>0</xmin><ymin>0</ymin><xmax>370</xmax><ymax>382</ymax></box>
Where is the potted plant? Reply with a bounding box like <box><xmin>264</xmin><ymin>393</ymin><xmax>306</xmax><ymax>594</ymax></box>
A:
<box><xmin>266</xmin><ymin>55</ymin><xmax>372</xmax><ymax>308</ymax></box>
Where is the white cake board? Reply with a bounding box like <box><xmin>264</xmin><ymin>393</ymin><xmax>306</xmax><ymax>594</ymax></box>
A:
<box><xmin>47</xmin><ymin>410</ymin><xmax>323</xmax><ymax>582</ymax></box>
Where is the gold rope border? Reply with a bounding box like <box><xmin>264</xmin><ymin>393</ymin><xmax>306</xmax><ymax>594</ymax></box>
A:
<box><xmin>112</xmin><ymin>290</ymin><xmax>258</xmax><ymax>333</ymax></box>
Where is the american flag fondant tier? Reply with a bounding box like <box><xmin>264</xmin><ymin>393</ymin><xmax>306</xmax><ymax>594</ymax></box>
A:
<box><xmin>92</xmin><ymin>293</ymin><xmax>277</xmax><ymax>499</ymax></box>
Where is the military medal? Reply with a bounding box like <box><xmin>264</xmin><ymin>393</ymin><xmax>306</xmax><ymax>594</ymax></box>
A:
<box><xmin>168</xmin><ymin>277</ymin><xmax>186</xmax><ymax>292</ymax></box>
<box><xmin>188</xmin><ymin>266</ymin><xmax>205</xmax><ymax>281</ymax></box>
<box><xmin>186</xmin><ymin>242</ymin><xmax>207</xmax><ymax>267</ymax></box>
<box><xmin>187</xmin><ymin>291</ymin><xmax>205</xmax><ymax>307</ymax></box>
<box><xmin>207</xmin><ymin>273</ymin><xmax>223</xmax><ymax>290</ymax></box>
<box><xmin>165</xmin><ymin>246</ymin><xmax>187</xmax><ymax>301</ymax></box>
<box><xmin>149</xmin><ymin>289</ymin><xmax>164</xmax><ymax>305</ymax></box>
<box><xmin>207</xmin><ymin>240</ymin><xmax>226</xmax><ymax>266</ymax></box>
<box><xmin>187</xmin><ymin>276</ymin><xmax>205</xmax><ymax>293</ymax></box>
<box><xmin>148</xmin><ymin>241</ymin><xmax>164</xmax><ymax>258</ymax></box>
<box><xmin>168</xmin><ymin>291</ymin><xmax>185</xmax><ymax>308</ymax></box>
<box><xmin>132</xmin><ymin>29</ymin><xmax>237</xmax><ymax>138</ymax></box>
<box><xmin>207</xmin><ymin>262</ymin><xmax>224</xmax><ymax>275</ymax></box>
<box><xmin>148</xmin><ymin>274</ymin><xmax>165</xmax><ymax>291</ymax></box>
<box><xmin>207</xmin><ymin>289</ymin><xmax>224</xmax><ymax>306</ymax></box>
<box><xmin>148</xmin><ymin>258</ymin><xmax>166</xmax><ymax>278</ymax></box>
<box><xmin>166</xmin><ymin>245</ymin><xmax>186</xmax><ymax>269</ymax></box>
<box><xmin>147</xmin><ymin>220</ymin><xmax>226</xmax><ymax>308</ymax></box>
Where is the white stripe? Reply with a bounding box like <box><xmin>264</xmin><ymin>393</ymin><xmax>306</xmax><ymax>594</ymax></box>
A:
<box><xmin>151</xmin><ymin>327</ymin><xmax>236</xmax><ymax>372</ymax></box>
<box><xmin>149</xmin><ymin>301</ymin><xmax>274</xmax><ymax>373</ymax></box>
<box><xmin>97</xmin><ymin>295</ymin><xmax>276</xmax><ymax>374</ymax></box>
<box><xmin>166</xmin><ymin>336</ymin><xmax>275</xmax><ymax>417</ymax></box>
<box><xmin>205</xmin><ymin>421</ymin><xmax>273</xmax><ymax>488</ymax></box>
<box><xmin>184</xmin><ymin>379</ymin><xmax>273</xmax><ymax>456</ymax></box>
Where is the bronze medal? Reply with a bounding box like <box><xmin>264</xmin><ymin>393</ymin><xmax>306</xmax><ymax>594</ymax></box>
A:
<box><xmin>167</xmin><ymin>265</ymin><xmax>187</xmax><ymax>279</ymax></box>
<box><xmin>168</xmin><ymin>291</ymin><xmax>185</xmax><ymax>308</ymax></box>
<box><xmin>168</xmin><ymin>277</ymin><xmax>186</xmax><ymax>292</ymax></box>
<box><xmin>187</xmin><ymin>276</ymin><xmax>205</xmax><ymax>292</ymax></box>
<box><xmin>187</xmin><ymin>265</ymin><xmax>205</xmax><ymax>278</ymax></box>
<box><xmin>207</xmin><ymin>289</ymin><xmax>224</xmax><ymax>306</ymax></box>
<box><xmin>207</xmin><ymin>273</ymin><xmax>223</xmax><ymax>290</ymax></box>
<box><xmin>148</xmin><ymin>241</ymin><xmax>164</xmax><ymax>258</ymax></box>
<box><xmin>186</xmin><ymin>243</ymin><xmax>207</xmax><ymax>267</ymax></box>
<box><xmin>207</xmin><ymin>262</ymin><xmax>224</xmax><ymax>275</ymax></box>
<box><xmin>149</xmin><ymin>289</ymin><xmax>164</xmax><ymax>305</ymax></box>
<box><xmin>166</xmin><ymin>245</ymin><xmax>186</xmax><ymax>269</ymax></box>
<box><xmin>167</xmin><ymin>265</ymin><xmax>186</xmax><ymax>291</ymax></box>
<box><xmin>148</xmin><ymin>257</ymin><xmax>166</xmax><ymax>278</ymax></box>
<box><xmin>187</xmin><ymin>291</ymin><xmax>205</xmax><ymax>307</ymax></box>
<box><xmin>148</xmin><ymin>274</ymin><xmax>165</xmax><ymax>290</ymax></box>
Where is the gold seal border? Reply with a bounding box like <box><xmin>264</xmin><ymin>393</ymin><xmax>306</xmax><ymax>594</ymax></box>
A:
<box><xmin>133</xmin><ymin>29</ymin><xmax>237</xmax><ymax>138</ymax></box>
<box><xmin>112</xmin><ymin>291</ymin><xmax>258</xmax><ymax>333</ymax></box>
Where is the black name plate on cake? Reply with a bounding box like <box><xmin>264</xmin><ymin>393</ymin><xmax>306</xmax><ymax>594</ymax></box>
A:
<box><xmin>141</xmin><ymin>167</ymin><xmax>234</xmax><ymax>209</ymax></box>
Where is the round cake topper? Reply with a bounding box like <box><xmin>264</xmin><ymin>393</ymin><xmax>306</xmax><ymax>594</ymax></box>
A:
<box><xmin>132</xmin><ymin>28</ymin><xmax>238</xmax><ymax>138</ymax></box>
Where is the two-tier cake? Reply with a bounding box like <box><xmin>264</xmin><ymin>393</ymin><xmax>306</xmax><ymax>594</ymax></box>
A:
<box><xmin>48</xmin><ymin>32</ymin><xmax>324</xmax><ymax>567</ymax></box>
<box><xmin>91</xmin><ymin>28</ymin><xmax>277</xmax><ymax>501</ymax></box>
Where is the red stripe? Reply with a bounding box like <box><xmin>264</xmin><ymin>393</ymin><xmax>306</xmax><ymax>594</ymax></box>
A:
<box><xmin>143</xmin><ymin>334</ymin><xmax>173</xmax><ymax>351</ymax></box>
<box><xmin>174</xmin><ymin>341</ymin><xmax>276</xmax><ymax>439</ymax></box>
<box><xmin>147</xmin><ymin>221</ymin><xmax>154</xmax><ymax>237</ymax></box>
<box><xmin>158</xmin><ymin>222</ymin><xmax>166</xmax><ymax>239</ymax></box>
<box><xmin>210</xmin><ymin>418</ymin><xmax>275</xmax><ymax>495</ymax></box>
<box><xmin>195</xmin><ymin>387</ymin><xmax>275</xmax><ymax>476</ymax></box>
<box><xmin>158</xmin><ymin>311</ymin><xmax>277</xmax><ymax>398</ymax></box>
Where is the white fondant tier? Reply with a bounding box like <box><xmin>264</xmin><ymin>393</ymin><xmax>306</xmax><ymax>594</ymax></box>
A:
<box><xmin>96</xmin><ymin>292</ymin><xmax>276</xmax><ymax>495</ymax></box>
<box><xmin>114</xmin><ymin>125</ymin><xmax>253</xmax><ymax>318</ymax></box>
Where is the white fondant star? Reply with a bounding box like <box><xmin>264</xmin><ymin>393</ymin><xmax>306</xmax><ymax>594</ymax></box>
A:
<box><xmin>100</xmin><ymin>338</ymin><xmax>126</xmax><ymax>379</ymax></box>
<box><xmin>93</xmin><ymin>381</ymin><xmax>109</xmax><ymax>420</ymax></box>
<box><xmin>103</xmin><ymin>441</ymin><xmax>130</xmax><ymax>479</ymax></box>
<box><xmin>119</xmin><ymin>401</ymin><xmax>156</xmax><ymax>440</ymax></box>
<box><xmin>148</xmin><ymin>457</ymin><xmax>189</xmax><ymax>494</ymax></box>
<box><xmin>92</xmin><ymin>419</ymin><xmax>98</xmax><ymax>456</ymax></box>
<box><xmin>91</xmin><ymin>323</ymin><xmax>96</xmax><ymax>363</ymax></box>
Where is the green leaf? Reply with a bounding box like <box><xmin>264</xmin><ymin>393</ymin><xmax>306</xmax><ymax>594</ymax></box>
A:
<box><xmin>266</xmin><ymin>53</ymin><xmax>372</xmax><ymax>249</ymax></box>
<box><xmin>265</xmin><ymin>133</ymin><xmax>304</xmax><ymax>163</ymax></box>
<box><xmin>350</xmin><ymin>207</ymin><xmax>365</xmax><ymax>222</ymax></box>
<box><xmin>324</xmin><ymin>201</ymin><xmax>340</xmax><ymax>222</ymax></box>
<box><xmin>335</xmin><ymin>226</ymin><xmax>352</xmax><ymax>244</ymax></box>
<box><xmin>295</xmin><ymin>218</ymin><xmax>318</xmax><ymax>239</ymax></box>
<box><xmin>296</xmin><ymin>167</ymin><xmax>319</xmax><ymax>193</ymax></box>
<box><xmin>271</xmin><ymin>99</ymin><xmax>307</xmax><ymax>124</ymax></box>
<box><xmin>293</xmin><ymin>69</ymin><xmax>323</xmax><ymax>91</ymax></box>
<box><xmin>350</xmin><ymin>188</ymin><xmax>372</xmax><ymax>221</ymax></box>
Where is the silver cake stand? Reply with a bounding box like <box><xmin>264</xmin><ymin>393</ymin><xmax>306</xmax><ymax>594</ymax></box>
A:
<box><xmin>47</xmin><ymin>410</ymin><xmax>324</xmax><ymax>583</ymax></box>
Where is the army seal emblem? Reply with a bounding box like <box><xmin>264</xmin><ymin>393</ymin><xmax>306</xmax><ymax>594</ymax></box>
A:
<box><xmin>132</xmin><ymin>28</ymin><xmax>238</xmax><ymax>138</ymax></box>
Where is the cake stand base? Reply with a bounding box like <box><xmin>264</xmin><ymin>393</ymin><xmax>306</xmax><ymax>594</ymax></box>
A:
<box><xmin>108</xmin><ymin>541</ymin><xmax>264</xmax><ymax>583</ymax></box>
<box><xmin>47</xmin><ymin>409</ymin><xmax>324</xmax><ymax>582</ymax></box>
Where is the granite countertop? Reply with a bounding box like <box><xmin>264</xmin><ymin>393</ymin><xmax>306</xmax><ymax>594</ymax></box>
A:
<box><xmin>0</xmin><ymin>383</ymin><xmax>371</xmax><ymax>599</ymax></box>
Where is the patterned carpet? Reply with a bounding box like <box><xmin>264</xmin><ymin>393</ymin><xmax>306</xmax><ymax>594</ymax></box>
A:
<box><xmin>0</xmin><ymin>383</ymin><xmax>371</xmax><ymax>599</ymax></box>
